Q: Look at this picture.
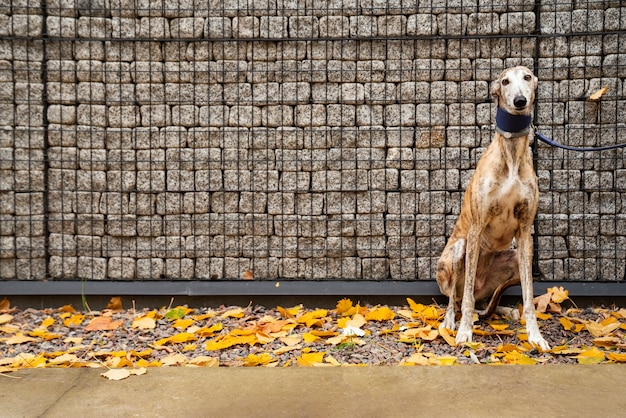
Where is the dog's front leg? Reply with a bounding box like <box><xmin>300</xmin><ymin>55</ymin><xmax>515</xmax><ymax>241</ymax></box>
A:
<box><xmin>456</xmin><ymin>226</ymin><xmax>481</xmax><ymax>344</ymax></box>
<box><xmin>517</xmin><ymin>227</ymin><xmax>550</xmax><ymax>351</ymax></box>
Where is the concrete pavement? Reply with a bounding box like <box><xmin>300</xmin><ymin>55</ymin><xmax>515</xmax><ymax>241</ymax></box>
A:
<box><xmin>2</xmin><ymin>365</ymin><xmax>625</xmax><ymax>417</ymax></box>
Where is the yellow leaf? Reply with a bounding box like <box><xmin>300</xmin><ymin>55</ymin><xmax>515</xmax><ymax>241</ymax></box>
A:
<box><xmin>487</xmin><ymin>321</ymin><xmax>510</xmax><ymax>331</ymax></box>
<box><xmin>437</xmin><ymin>355</ymin><xmax>457</xmax><ymax>366</ymax></box>
<box><xmin>6</xmin><ymin>333</ymin><xmax>38</xmax><ymax>345</ymax></box>
<box><xmin>592</xmin><ymin>337</ymin><xmax>621</xmax><ymax>348</ymax></box>
<box><xmin>439</xmin><ymin>326</ymin><xmax>457</xmax><ymax>347</ymax></box>
<box><xmin>277</xmin><ymin>305</ymin><xmax>301</xmax><ymax>319</ymax></box>
<box><xmin>221</xmin><ymin>308</ymin><xmax>245</xmax><ymax>319</ymax></box>
<box><xmin>536</xmin><ymin>312</ymin><xmax>552</xmax><ymax>321</ymax></box>
<box><xmin>547</xmin><ymin>286</ymin><xmax>569</xmax><ymax>303</ymax></box>
<box><xmin>132</xmin><ymin>316</ymin><xmax>156</xmax><ymax>330</ymax></box>
<box><xmin>365</xmin><ymin>306</ymin><xmax>395</xmax><ymax>321</ymax></box>
<box><xmin>559</xmin><ymin>317</ymin><xmax>574</xmax><ymax>331</ymax></box>
<box><xmin>576</xmin><ymin>347</ymin><xmax>605</xmax><ymax>364</ymax></box>
<box><xmin>64</xmin><ymin>314</ymin><xmax>85</xmax><ymax>327</ymax></box>
<box><xmin>296</xmin><ymin>309</ymin><xmax>328</xmax><ymax>328</ymax></box>
<box><xmin>172</xmin><ymin>318</ymin><xmax>194</xmax><ymax>330</ymax></box>
<box><xmin>64</xmin><ymin>337</ymin><xmax>83</xmax><ymax>345</ymax></box>
<box><xmin>279</xmin><ymin>335</ymin><xmax>302</xmax><ymax>346</ymax></box>
<box><xmin>244</xmin><ymin>353</ymin><xmax>274</xmax><ymax>367</ymax></box>
<box><xmin>335</xmin><ymin>298</ymin><xmax>354</xmax><ymax>316</ymax></box>
<box><xmin>585</xmin><ymin>320</ymin><xmax>621</xmax><ymax>338</ymax></box>
<box><xmin>194</xmin><ymin>323</ymin><xmax>223</xmax><ymax>337</ymax></box>
<box><xmin>612</xmin><ymin>308</ymin><xmax>626</xmax><ymax>319</ymax></box>
<box><xmin>40</xmin><ymin>317</ymin><xmax>55</xmax><ymax>329</ymax></box>
<box><xmin>551</xmin><ymin>346</ymin><xmax>582</xmax><ymax>355</ymax></box>
<box><xmin>503</xmin><ymin>351</ymin><xmax>536</xmax><ymax>365</ymax></box>
<box><xmin>588</xmin><ymin>85</ymin><xmax>608</xmax><ymax>101</ymax></box>
<box><xmin>153</xmin><ymin>332</ymin><xmax>197</xmax><ymax>347</ymax></box>
<box><xmin>297</xmin><ymin>352</ymin><xmax>325</xmax><ymax>366</ymax></box>
<box><xmin>463</xmin><ymin>342</ymin><xmax>486</xmax><ymax>351</ymax></box>
<box><xmin>0</xmin><ymin>314</ymin><xmax>13</xmax><ymax>325</ymax></box>
<box><xmin>28</xmin><ymin>329</ymin><xmax>61</xmax><ymax>341</ymax></box>
<box><xmin>302</xmin><ymin>332</ymin><xmax>320</xmax><ymax>343</ymax></box>
<box><xmin>346</xmin><ymin>313</ymin><xmax>366</xmax><ymax>329</ymax></box>
<box><xmin>101</xmin><ymin>369</ymin><xmax>131</xmax><ymax>381</ymax></box>
<box><xmin>161</xmin><ymin>353</ymin><xmax>188</xmax><ymax>366</ymax></box>
<box><xmin>398</xmin><ymin>326</ymin><xmax>438</xmax><ymax>343</ymax></box>
<box><xmin>607</xmin><ymin>352</ymin><xmax>626</xmax><ymax>363</ymax></box>
<box><xmin>189</xmin><ymin>356</ymin><xmax>219</xmax><ymax>367</ymax></box>
<box><xmin>49</xmin><ymin>353</ymin><xmax>80</xmax><ymax>366</ymax></box>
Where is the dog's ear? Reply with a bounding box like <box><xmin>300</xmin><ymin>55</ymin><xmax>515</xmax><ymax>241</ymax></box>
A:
<box><xmin>490</xmin><ymin>78</ymin><xmax>501</xmax><ymax>99</ymax></box>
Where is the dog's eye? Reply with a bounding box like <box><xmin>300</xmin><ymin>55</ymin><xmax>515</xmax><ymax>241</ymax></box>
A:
<box><xmin>524</xmin><ymin>74</ymin><xmax>532</xmax><ymax>81</ymax></box>
<box><xmin>501</xmin><ymin>79</ymin><xmax>509</xmax><ymax>86</ymax></box>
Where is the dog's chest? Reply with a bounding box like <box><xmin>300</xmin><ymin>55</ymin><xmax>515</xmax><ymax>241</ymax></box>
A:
<box><xmin>481</xmin><ymin>172</ymin><xmax>535</xmax><ymax>247</ymax></box>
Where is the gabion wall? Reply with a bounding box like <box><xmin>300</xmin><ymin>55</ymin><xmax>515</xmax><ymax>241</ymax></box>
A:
<box><xmin>0</xmin><ymin>0</ymin><xmax>624</xmax><ymax>282</ymax></box>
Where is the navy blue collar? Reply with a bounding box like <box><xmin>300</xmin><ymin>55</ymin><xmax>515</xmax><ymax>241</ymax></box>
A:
<box><xmin>495</xmin><ymin>107</ymin><xmax>532</xmax><ymax>139</ymax></box>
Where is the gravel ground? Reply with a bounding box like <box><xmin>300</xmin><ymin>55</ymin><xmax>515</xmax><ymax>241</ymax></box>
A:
<box><xmin>1</xmin><ymin>297</ymin><xmax>625</xmax><ymax>368</ymax></box>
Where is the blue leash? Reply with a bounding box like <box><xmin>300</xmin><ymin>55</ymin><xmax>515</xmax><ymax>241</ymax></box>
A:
<box><xmin>534</xmin><ymin>130</ymin><xmax>626</xmax><ymax>152</ymax></box>
<box><xmin>496</xmin><ymin>107</ymin><xmax>626</xmax><ymax>152</ymax></box>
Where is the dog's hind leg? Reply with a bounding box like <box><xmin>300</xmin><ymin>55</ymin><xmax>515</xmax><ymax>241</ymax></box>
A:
<box><xmin>474</xmin><ymin>250</ymin><xmax>521</xmax><ymax>319</ymax></box>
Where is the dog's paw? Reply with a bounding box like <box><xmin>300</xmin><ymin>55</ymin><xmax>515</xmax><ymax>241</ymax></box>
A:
<box><xmin>455</xmin><ymin>322</ymin><xmax>473</xmax><ymax>345</ymax></box>
<box><xmin>439</xmin><ymin>313</ymin><xmax>456</xmax><ymax>332</ymax></box>
<box><xmin>528</xmin><ymin>332</ymin><xmax>550</xmax><ymax>352</ymax></box>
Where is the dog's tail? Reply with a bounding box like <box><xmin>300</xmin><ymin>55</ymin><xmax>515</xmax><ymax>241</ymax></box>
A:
<box><xmin>476</xmin><ymin>277</ymin><xmax>520</xmax><ymax>318</ymax></box>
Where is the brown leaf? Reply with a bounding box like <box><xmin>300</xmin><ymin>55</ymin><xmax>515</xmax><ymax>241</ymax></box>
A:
<box><xmin>533</xmin><ymin>292</ymin><xmax>551</xmax><ymax>313</ymax></box>
<box><xmin>242</xmin><ymin>270</ymin><xmax>254</xmax><ymax>280</ymax></box>
<box><xmin>105</xmin><ymin>297</ymin><xmax>123</xmax><ymax>311</ymax></box>
<box><xmin>85</xmin><ymin>316</ymin><xmax>123</xmax><ymax>332</ymax></box>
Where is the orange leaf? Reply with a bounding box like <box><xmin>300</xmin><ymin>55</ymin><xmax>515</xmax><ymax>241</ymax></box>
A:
<box><xmin>105</xmin><ymin>296</ymin><xmax>123</xmax><ymax>311</ymax></box>
<box><xmin>0</xmin><ymin>298</ymin><xmax>10</xmax><ymax>311</ymax></box>
<box><xmin>58</xmin><ymin>304</ymin><xmax>75</xmax><ymax>313</ymax></box>
<box><xmin>242</xmin><ymin>269</ymin><xmax>254</xmax><ymax>280</ymax></box>
<box><xmin>607</xmin><ymin>352</ymin><xmax>626</xmax><ymax>363</ymax></box>
<box><xmin>588</xmin><ymin>85</ymin><xmax>608</xmax><ymax>101</ymax></box>
<box><xmin>85</xmin><ymin>316</ymin><xmax>123</xmax><ymax>332</ymax></box>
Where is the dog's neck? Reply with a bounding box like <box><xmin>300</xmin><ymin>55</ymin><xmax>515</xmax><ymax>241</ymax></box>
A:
<box><xmin>495</xmin><ymin>107</ymin><xmax>532</xmax><ymax>139</ymax></box>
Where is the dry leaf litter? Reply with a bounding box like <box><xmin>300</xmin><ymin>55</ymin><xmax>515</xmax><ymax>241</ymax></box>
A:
<box><xmin>1</xmin><ymin>286</ymin><xmax>626</xmax><ymax>377</ymax></box>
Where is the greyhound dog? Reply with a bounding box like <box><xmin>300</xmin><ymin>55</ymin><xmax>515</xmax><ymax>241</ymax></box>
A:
<box><xmin>436</xmin><ymin>66</ymin><xmax>550</xmax><ymax>351</ymax></box>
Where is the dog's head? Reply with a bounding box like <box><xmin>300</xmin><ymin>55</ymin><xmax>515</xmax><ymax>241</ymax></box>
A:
<box><xmin>491</xmin><ymin>66</ymin><xmax>538</xmax><ymax>115</ymax></box>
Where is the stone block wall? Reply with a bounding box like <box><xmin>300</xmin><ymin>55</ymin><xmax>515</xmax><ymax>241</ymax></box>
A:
<box><xmin>0</xmin><ymin>0</ymin><xmax>624</xmax><ymax>282</ymax></box>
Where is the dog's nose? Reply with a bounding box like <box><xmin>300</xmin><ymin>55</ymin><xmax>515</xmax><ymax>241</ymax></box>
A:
<box><xmin>514</xmin><ymin>96</ymin><xmax>527</xmax><ymax>109</ymax></box>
